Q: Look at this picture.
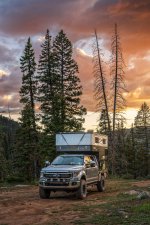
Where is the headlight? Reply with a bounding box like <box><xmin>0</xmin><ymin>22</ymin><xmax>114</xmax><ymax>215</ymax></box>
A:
<box><xmin>40</xmin><ymin>172</ymin><xmax>44</xmax><ymax>178</ymax></box>
<box><xmin>73</xmin><ymin>171</ymin><xmax>81</xmax><ymax>177</ymax></box>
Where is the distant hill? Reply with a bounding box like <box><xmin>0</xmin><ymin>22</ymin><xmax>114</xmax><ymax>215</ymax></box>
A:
<box><xmin>0</xmin><ymin>115</ymin><xmax>20</xmax><ymax>160</ymax></box>
<box><xmin>0</xmin><ymin>115</ymin><xmax>20</xmax><ymax>133</ymax></box>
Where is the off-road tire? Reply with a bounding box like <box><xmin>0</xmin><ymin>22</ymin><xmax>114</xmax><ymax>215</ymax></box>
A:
<box><xmin>39</xmin><ymin>187</ymin><xmax>51</xmax><ymax>199</ymax></box>
<box><xmin>76</xmin><ymin>179</ymin><xmax>87</xmax><ymax>199</ymax></box>
<box><xmin>97</xmin><ymin>179</ymin><xmax>105</xmax><ymax>192</ymax></box>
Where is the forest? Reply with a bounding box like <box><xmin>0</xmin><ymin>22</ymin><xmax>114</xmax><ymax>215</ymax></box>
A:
<box><xmin>0</xmin><ymin>27</ymin><xmax>149</xmax><ymax>183</ymax></box>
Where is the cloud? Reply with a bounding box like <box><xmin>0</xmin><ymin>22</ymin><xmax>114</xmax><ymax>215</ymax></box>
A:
<box><xmin>0</xmin><ymin>44</ymin><xmax>16</xmax><ymax>64</ymax></box>
<box><xmin>0</xmin><ymin>0</ymin><xmax>150</xmax><ymax>115</ymax></box>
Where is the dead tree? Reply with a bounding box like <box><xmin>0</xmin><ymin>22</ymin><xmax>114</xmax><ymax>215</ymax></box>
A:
<box><xmin>93</xmin><ymin>30</ymin><xmax>111</xmax><ymax>134</ymax></box>
<box><xmin>110</xmin><ymin>24</ymin><xmax>126</xmax><ymax>174</ymax></box>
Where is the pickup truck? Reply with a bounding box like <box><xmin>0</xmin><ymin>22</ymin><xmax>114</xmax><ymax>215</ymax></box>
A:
<box><xmin>39</xmin><ymin>153</ymin><xmax>105</xmax><ymax>199</ymax></box>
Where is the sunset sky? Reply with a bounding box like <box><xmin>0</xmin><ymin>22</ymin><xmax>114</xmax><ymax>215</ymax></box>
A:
<box><xmin>0</xmin><ymin>0</ymin><xmax>150</xmax><ymax>130</ymax></box>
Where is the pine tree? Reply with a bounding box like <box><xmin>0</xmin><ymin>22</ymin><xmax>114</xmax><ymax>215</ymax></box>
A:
<box><xmin>97</xmin><ymin>109</ymin><xmax>110</xmax><ymax>135</ymax></box>
<box><xmin>115</xmin><ymin>118</ymin><xmax>128</xmax><ymax>175</ymax></box>
<box><xmin>125</xmin><ymin>124</ymin><xmax>138</xmax><ymax>178</ymax></box>
<box><xmin>17</xmin><ymin>37</ymin><xmax>39</xmax><ymax>180</ymax></box>
<box><xmin>134</xmin><ymin>102</ymin><xmax>150</xmax><ymax>176</ymax></box>
<box><xmin>0</xmin><ymin>126</ymin><xmax>7</xmax><ymax>181</ymax></box>
<box><xmin>53</xmin><ymin>30</ymin><xmax>86</xmax><ymax>131</ymax></box>
<box><xmin>37</xmin><ymin>29</ymin><xmax>60</xmax><ymax>134</ymax></box>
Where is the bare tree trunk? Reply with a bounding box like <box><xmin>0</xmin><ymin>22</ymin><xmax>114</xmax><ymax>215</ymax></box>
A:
<box><xmin>94</xmin><ymin>30</ymin><xmax>111</xmax><ymax>134</ymax></box>
<box><xmin>111</xmin><ymin>23</ymin><xmax>126</xmax><ymax>175</ymax></box>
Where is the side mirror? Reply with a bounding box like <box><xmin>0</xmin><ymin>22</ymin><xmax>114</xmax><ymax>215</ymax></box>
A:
<box><xmin>90</xmin><ymin>160</ymin><xmax>96</xmax><ymax>167</ymax></box>
<box><xmin>45</xmin><ymin>161</ymin><xmax>50</xmax><ymax>167</ymax></box>
<box><xmin>85</xmin><ymin>162</ymin><xmax>91</xmax><ymax>168</ymax></box>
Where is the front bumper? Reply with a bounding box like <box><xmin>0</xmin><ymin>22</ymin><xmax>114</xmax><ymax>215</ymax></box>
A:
<box><xmin>39</xmin><ymin>178</ymin><xmax>80</xmax><ymax>191</ymax></box>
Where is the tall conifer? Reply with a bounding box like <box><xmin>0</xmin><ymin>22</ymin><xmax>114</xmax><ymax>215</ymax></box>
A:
<box><xmin>53</xmin><ymin>30</ymin><xmax>86</xmax><ymax>131</ymax></box>
<box><xmin>18</xmin><ymin>37</ymin><xmax>38</xmax><ymax>180</ymax></box>
<box><xmin>37</xmin><ymin>30</ymin><xmax>60</xmax><ymax>134</ymax></box>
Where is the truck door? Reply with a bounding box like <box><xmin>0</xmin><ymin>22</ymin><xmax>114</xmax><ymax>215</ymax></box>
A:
<box><xmin>84</xmin><ymin>156</ymin><xmax>98</xmax><ymax>184</ymax></box>
<box><xmin>89</xmin><ymin>155</ymin><xmax>98</xmax><ymax>182</ymax></box>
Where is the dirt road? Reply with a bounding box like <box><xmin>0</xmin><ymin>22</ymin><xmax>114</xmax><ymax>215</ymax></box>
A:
<box><xmin>0</xmin><ymin>179</ymin><xmax>150</xmax><ymax>225</ymax></box>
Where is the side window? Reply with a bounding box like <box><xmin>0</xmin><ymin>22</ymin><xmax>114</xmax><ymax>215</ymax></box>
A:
<box><xmin>89</xmin><ymin>156</ymin><xmax>94</xmax><ymax>161</ymax></box>
<box><xmin>84</xmin><ymin>155</ymin><xmax>96</xmax><ymax>166</ymax></box>
<box><xmin>84</xmin><ymin>156</ymin><xmax>91</xmax><ymax>164</ymax></box>
<box><xmin>103</xmin><ymin>138</ymin><xmax>106</xmax><ymax>144</ymax></box>
<box><xmin>95</xmin><ymin>137</ymin><xmax>99</xmax><ymax>143</ymax></box>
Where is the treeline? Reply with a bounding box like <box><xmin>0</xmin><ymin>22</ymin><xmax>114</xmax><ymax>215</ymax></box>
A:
<box><xmin>0</xmin><ymin>115</ymin><xmax>19</xmax><ymax>181</ymax></box>
<box><xmin>98</xmin><ymin>102</ymin><xmax>150</xmax><ymax>178</ymax></box>
<box><xmin>94</xmin><ymin>25</ymin><xmax>150</xmax><ymax>178</ymax></box>
<box><xmin>0</xmin><ymin>30</ymin><xmax>86</xmax><ymax>182</ymax></box>
<box><xmin>0</xmin><ymin>27</ymin><xmax>149</xmax><ymax>183</ymax></box>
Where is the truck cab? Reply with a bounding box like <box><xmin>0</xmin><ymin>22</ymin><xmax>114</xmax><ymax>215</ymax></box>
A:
<box><xmin>39</xmin><ymin>132</ymin><xmax>108</xmax><ymax>199</ymax></box>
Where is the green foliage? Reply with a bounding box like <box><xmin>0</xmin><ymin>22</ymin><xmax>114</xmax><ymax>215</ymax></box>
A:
<box><xmin>15</xmin><ymin>37</ymin><xmax>39</xmax><ymax>181</ymax></box>
<box><xmin>36</xmin><ymin>30</ymin><xmax>87</xmax><ymax>161</ymax></box>
<box><xmin>0</xmin><ymin>117</ymin><xmax>19</xmax><ymax>182</ymax></box>
<box><xmin>13</xmin><ymin>120</ymin><xmax>39</xmax><ymax>181</ymax></box>
<box><xmin>38</xmin><ymin>133</ymin><xmax>56</xmax><ymax>165</ymax></box>
<box><xmin>73</xmin><ymin>179</ymin><xmax>150</xmax><ymax>225</ymax></box>
<box><xmin>37</xmin><ymin>29</ymin><xmax>60</xmax><ymax>134</ymax></box>
<box><xmin>97</xmin><ymin>109</ymin><xmax>111</xmax><ymax>135</ymax></box>
<box><xmin>0</xmin><ymin>128</ymin><xmax>7</xmax><ymax>181</ymax></box>
<box><xmin>53</xmin><ymin>30</ymin><xmax>86</xmax><ymax>131</ymax></box>
<box><xmin>20</xmin><ymin>37</ymin><xmax>36</xmax><ymax>105</ymax></box>
<box><xmin>134</xmin><ymin>102</ymin><xmax>150</xmax><ymax>176</ymax></box>
<box><xmin>114</xmin><ymin>120</ymin><xmax>128</xmax><ymax>175</ymax></box>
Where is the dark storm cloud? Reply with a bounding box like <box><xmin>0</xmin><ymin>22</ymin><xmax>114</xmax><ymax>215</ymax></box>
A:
<box><xmin>0</xmin><ymin>0</ymin><xmax>150</xmax><ymax>35</ymax></box>
<box><xmin>0</xmin><ymin>0</ymin><xmax>150</xmax><ymax>112</ymax></box>
<box><xmin>0</xmin><ymin>0</ymin><xmax>79</xmax><ymax>35</ymax></box>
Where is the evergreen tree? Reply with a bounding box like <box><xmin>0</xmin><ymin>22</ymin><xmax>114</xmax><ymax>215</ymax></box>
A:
<box><xmin>14</xmin><ymin>106</ymin><xmax>40</xmax><ymax>180</ymax></box>
<box><xmin>115</xmin><ymin>119</ymin><xmax>127</xmax><ymax>175</ymax></box>
<box><xmin>37</xmin><ymin>30</ymin><xmax>57</xmax><ymax>160</ymax></box>
<box><xmin>125</xmin><ymin>124</ymin><xmax>138</xmax><ymax>178</ymax></box>
<box><xmin>0</xmin><ymin>126</ymin><xmax>7</xmax><ymax>182</ymax></box>
<box><xmin>17</xmin><ymin>37</ymin><xmax>39</xmax><ymax>180</ymax></box>
<box><xmin>97</xmin><ymin>109</ymin><xmax>110</xmax><ymax>135</ymax></box>
<box><xmin>53</xmin><ymin>30</ymin><xmax>86</xmax><ymax>131</ymax></box>
<box><xmin>0</xmin><ymin>116</ymin><xmax>19</xmax><ymax>179</ymax></box>
<box><xmin>134</xmin><ymin>102</ymin><xmax>150</xmax><ymax>176</ymax></box>
<box><xmin>37</xmin><ymin>29</ymin><xmax>60</xmax><ymax>134</ymax></box>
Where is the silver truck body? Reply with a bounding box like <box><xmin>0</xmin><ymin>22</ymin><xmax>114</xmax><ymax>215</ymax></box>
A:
<box><xmin>39</xmin><ymin>154</ymin><xmax>99</xmax><ymax>191</ymax></box>
<box><xmin>39</xmin><ymin>132</ymin><xmax>108</xmax><ymax>199</ymax></box>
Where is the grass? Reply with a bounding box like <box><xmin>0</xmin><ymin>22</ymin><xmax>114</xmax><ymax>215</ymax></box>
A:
<box><xmin>73</xmin><ymin>179</ymin><xmax>150</xmax><ymax>225</ymax></box>
<box><xmin>74</xmin><ymin>199</ymin><xmax>150</xmax><ymax>225</ymax></box>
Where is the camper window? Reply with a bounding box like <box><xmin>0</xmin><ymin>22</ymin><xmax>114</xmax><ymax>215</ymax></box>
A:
<box><xmin>95</xmin><ymin>137</ymin><xmax>99</xmax><ymax>143</ymax></box>
<box><xmin>103</xmin><ymin>139</ymin><xmax>106</xmax><ymax>144</ymax></box>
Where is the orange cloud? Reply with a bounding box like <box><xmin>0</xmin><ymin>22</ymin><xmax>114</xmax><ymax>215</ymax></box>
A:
<box><xmin>0</xmin><ymin>0</ymin><xmax>150</xmax><ymax>114</ymax></box>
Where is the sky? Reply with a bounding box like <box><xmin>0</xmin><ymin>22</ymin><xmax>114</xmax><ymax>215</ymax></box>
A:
<box><xmin>0</xmin><ymin>0</ymin><xmax>150</xmax><ymax>130</ymax></box>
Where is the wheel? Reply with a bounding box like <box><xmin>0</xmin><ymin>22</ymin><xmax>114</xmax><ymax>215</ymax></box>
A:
<box><xmin>76</xmin><ymin>179</ymin><xmax>87</xmax><ymax>199</ymax></box>
<box><xmin>97</xmin><ymin>179</ymin><xmax>105</xmax><ymax>192</ymax></box>
<box><xmin>39</xmin><ymin>187</ymin><xmax>51</xmax><ymax>199</ymax></box>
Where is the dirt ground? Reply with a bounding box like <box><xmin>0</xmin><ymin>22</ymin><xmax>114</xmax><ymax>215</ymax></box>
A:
<box><xmin>0</xmin><ymin>179</ymin><xmax>150</xmax><ymax>225</ymax></box>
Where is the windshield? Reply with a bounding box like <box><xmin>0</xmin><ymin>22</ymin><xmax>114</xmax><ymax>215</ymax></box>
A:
<box><xmin>51</xmin><ymin>155</ymin><xmax>84</xmax><ymax>166</ymax></box>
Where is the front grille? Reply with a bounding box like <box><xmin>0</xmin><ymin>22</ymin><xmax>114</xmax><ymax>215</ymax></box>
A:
<box><xmin>44</xmin><ymin>172</ymin><xmax>72</xmax><ymax>179</ymax></box>
<box><xmin>45</xmin><ymin>182</ymin><xmax>69</xmax><ymax>186</ymax></box>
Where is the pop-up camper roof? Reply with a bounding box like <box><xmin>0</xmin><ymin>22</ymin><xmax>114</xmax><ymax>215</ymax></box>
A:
<box><xmin>56</xmin><ymin>132</ymin><xmax>108</xmax><ymax>152</ymax></box>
